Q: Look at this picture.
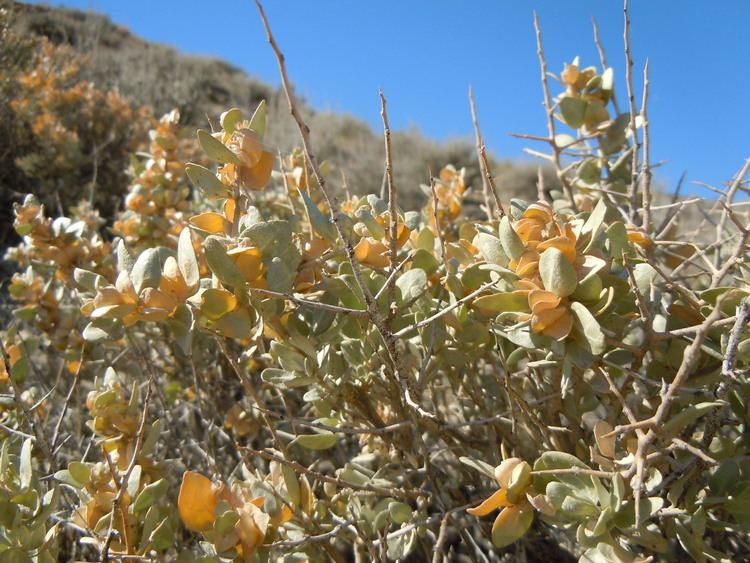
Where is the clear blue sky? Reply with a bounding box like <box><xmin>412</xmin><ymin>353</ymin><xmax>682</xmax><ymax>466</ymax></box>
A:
<box><xmin>28</xmin><ymin>1</ymin><xmax>750</xmax><ymax>196</ymax></box>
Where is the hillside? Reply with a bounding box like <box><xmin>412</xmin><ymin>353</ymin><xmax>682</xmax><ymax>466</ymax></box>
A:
<box><xmin>9</xmin><ymin>1</ymin><xmax>549</xmax><ymax>211</ymax></box>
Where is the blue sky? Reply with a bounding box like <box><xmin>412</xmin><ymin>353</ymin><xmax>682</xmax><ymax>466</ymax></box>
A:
<box><xmin>27</xmin><ymin>1</ymin><xmax>750</xmax><ymax>196</ymax></box>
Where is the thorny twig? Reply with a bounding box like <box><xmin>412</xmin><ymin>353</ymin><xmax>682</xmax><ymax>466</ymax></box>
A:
<box><xmin>640</xmin><ymin>60</ymin><xmax>653</xmax><ymax>233</ymax></box>
<box><xmin>624</xmin><ymin>296</ymin><xmax>727</xmax><ymax>526</ymax></box>
<box><xmin>533</xmin><ymin>12</ymin><xmax>578</xmax><ymax>212</ymax></box>
<box><xmin>623</xmin><ymin>0</ymin><xmax>640</xmax><ymax>224</ymax></box>
<box><xmin>713</xmin><ymin>158</ymin><xmax>750</xmax><ymax>269</ymax></box>
<box><xmin>701</xmin><ymin>297</ymin><xmax>750</xmax><ymax>449</ymax></box>
<box><xmin>468</xmin><ymin>87</ymin><xmax>504</xmax><ymax>219</ymax></box>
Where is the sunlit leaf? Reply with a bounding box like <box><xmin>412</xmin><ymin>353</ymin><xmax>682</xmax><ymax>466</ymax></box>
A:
<box><xmin>570</xmin><ymin>301</ymin><xmax>606</xmax><ymax>355</ymax></box>
<box><xmin>395</xmin><ymin>269</ymin><xmax>427</xmax><ymax>304</ymax></box>
<box><xmin>261</xmin><ymin>368</ymin><xmax>315</xmax><ymax>388</ymax></box>
<box><xmin>197</xmin><ymin>129</ymin><xmax>240</xmax><ymax>164</ymax></box>
<box><xmin>178</xmin><ymin>471</ymin><xmax>218</xmax><ymax>532</ymax></box>
<box><xmin>539</xmin><ymin>247</ymin><xmax>577</xmax><ymax>297</ymax></box>
<box><xmin>130</xmin><ymin>248</ymin><xmax>162</xmax><ymax>295</ymax></box>
<box><xmin>474</xmin><ymin>291</ymin><xmax>530</xmax><ymax>315</ymax></box>
<box><xmin>19</xmin><ymin>439</ymin><xmax>33</xmax><ymax>490</ymax></box>
<box><xmin>248</xmin><ymin>100</ymin><xmax>267</xmax><ymax>137</ymax></box>
<box><xmin>212</xmin><ymin>308</ymin><xmax>254</xmax><ymax>339</ymax></box>
<box><xmin>186</xmin><ymin>163</ymin><xmax>228</xmax><ymax>198</ymax></box>
<box><xmin>299</xmin><ymin>189</ymin><xmax>337</xmax><ymax>242</ymax></box>
<box><xmin>491</xmin><ymin>504</ymin><xmax>534</xmax><ymax>548</ymax></box>
<box><xmin>220</xmin><ymin>107</ymin><xmax>244</xmax><ymax>135</ymax></box>
<box><xmin>500</xmin><ymin>215</ymin><xmax>526</xmax><ymax>261</ymax></box>
<box><xmin>559</xmin><ymin>97</ymin><xmax>587</xmax><ymax>128</ymax></box>
<box><xmin>133</xmin><ymin>479</ymin><xmax>167</xmax><ymax>513</ymax></box>
<box><xmin>203</xmin><ymin>236</ymin><xmax>247</xmax><ymax>290</ymax></box>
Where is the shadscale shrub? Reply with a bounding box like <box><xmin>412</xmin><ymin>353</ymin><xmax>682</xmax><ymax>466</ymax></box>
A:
<box><xmin>1</xmin><ymin>5</ymin><xmax>749</xmax><ymax>563</ymax></box>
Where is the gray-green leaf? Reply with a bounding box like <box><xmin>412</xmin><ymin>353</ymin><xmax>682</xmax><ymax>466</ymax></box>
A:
<box><xmin>130</xmin><ymin>248</ymin><xmax>162</xmax><ymax>295</ymax></box>
<box><xmin>196</xmin><ymin>129</ymin><xmax>241</xmax><ymax>165</ymax></box>
<box><xmin>570</xmin><ymin>301</ymin><xmax>606</xmax><ymax>355</ymax></box>
<box><xmin>203</xmin><ymin>236</ymin><xmax>247</xmax><ymax>291</ymax></box>
<box><xmin>185</xmin><ymin>163</ymin><xmax>228</xmax><ymax>198</ymax></box>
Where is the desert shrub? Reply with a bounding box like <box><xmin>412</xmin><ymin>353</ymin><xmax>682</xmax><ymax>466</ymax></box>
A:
<box><xmin>8</xmin><ymin>41</ymin><xmax>149</xmax><ymax>218</ymax></box>
<box><xmin>0</xmin><ymin>4</ymin><xmax>42</xmax><ymax>248</ymax></box>
<box><xmin>0</xmin><ymin>7</ymin><xmax>150</xmax><ymax>249</ymax></box>
<box><xmin>11</xmin><ymin>1</ymin><xmax>274</xmax><ymax>124</ymax></box>
<box><xmin>1</xmin><ymin>4</ymin><xmax>750</xmax><ymax>563</ymax></box>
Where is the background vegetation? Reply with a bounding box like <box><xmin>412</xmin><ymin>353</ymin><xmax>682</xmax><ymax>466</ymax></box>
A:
<box><xmin>1</xmin><ymin>0</ymin><xmax>552</xmax><ymax>253</ymax></box>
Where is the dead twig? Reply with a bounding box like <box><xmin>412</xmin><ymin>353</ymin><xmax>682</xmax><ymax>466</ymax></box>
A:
<box><xmin>640</xmin><ymin>60</ymin><xmax>653</xmax><ymax>233</ymax></box>
<box><xmin>379</xmin><ymin>91</ymin><xmax>399</xmax><ymax>321</ymax></box>
<box><xmin>533</xmin><ymin>12</ymin><xmax>578</xmax><ymax>211</ymax></box>
<box><xmin>468</xmin><ymin>87</ymin><xmax>503</xmax><ymax>219</ymax></box>
<box><xmin>623</xmin><ymin>0</ymin><xmax>640</xmax><ymax>223</ymax></box>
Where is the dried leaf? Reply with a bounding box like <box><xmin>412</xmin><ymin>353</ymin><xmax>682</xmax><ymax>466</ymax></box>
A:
<box><xmin>594</xmin><ymin>420</ymin><xmax>615</xmax><ymax>458</ymax></box>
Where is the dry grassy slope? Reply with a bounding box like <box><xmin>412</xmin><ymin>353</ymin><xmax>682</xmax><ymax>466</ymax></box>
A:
<box><xmin>12</xmin><ymin>1</ymin><xmax>552</xmax><ymax>211</ymax></box>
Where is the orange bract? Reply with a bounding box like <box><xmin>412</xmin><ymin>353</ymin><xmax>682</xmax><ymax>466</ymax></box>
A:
<box><xmin>467</xmin><ymin>458</ymin><xmax>535</xmax><ymax>548</ymax></box>
<box><xmin>161</xmin><ymin>256</ymin><xmax>196</xmax><ymax>302</ymax></box>
<box><xmin>178</xmin><ymin>471</ymin><xmax>219</xmax><ymax>532</ymax></box>
<box><xmin>425</xmin><ymin>165</ymin><xmax>467</xmax><ymax>229</ymax></box>
<box><xmin>190</xmin><ymin>212</ymin><xmax>230</xmax><ymax>235</ymax></box>
<box><xmin>227</xmin><ymin>128</ymin><xmax>264</xmax><ymax>168</ymax></box>
<box><xmin>228</xmin><ymin>246</ymin><xmax>265</xmax><ymax>285</ymax></box>
<box><xmin>219</xmin><ymin>152</ymin><xmax>274</xmax><ymax>192</ymax></box>
<box><xmin>502</xmin><ymin>201</ymin><xmax>595</xmax><ymax>341</ymax></box>
<box><xmin>354</xmin><ymin>237</ymin><xmax>390</xmax><ymax>269</ymax></box>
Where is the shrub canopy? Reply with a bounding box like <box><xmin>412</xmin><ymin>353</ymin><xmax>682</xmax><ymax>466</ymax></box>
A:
<box><xmin>1</xmin><ymin>4</ymin><xmax>750</xmax><ymax>563</ymax></box>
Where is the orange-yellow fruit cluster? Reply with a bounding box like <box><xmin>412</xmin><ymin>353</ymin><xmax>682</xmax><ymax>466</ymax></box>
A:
<box><xmin>425</xmin><ymin>165</ymin><xmax>466</xmax><ymax>230</ymax></box>
<box><xmin>218</xmin><ymin>127</ymin><xmax>274</xmax><ymax>191</ymax></box>
<box><xmin>504</xmin><ymin>201</ymin><xmax>606</xmax><ymax>340</ymax></box>
<box><xmin>113</xmin><ymin>110</ymin><xmax>197</xmax><ymax>250</ymax></box>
